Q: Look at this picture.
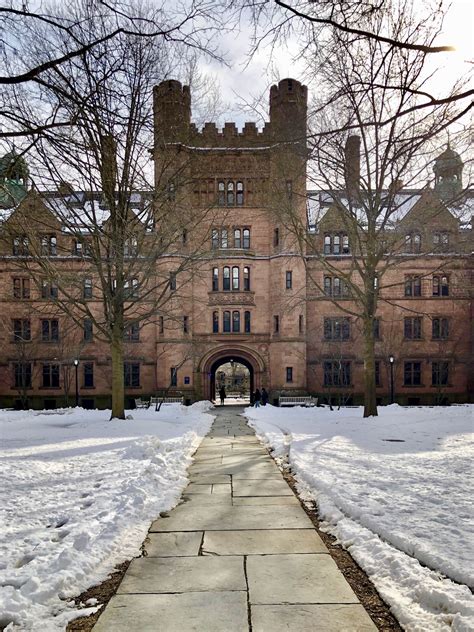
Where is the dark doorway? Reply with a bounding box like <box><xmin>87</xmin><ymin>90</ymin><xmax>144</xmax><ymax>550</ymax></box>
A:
<box><xmin>210</xmin><ymin>356</ymin><xmax>254</xmax><ymax>404</ymax></box>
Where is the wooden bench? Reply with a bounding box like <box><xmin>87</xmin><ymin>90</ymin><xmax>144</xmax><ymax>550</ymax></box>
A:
<box><xmin>134</xmin><ymin>398</ymin><xmax>149</xmax><ymax>409</ymax></box>
<box><xmin>150</xmin><ymin>396</ymin><xmax>184</xmax><ymax>406</ymax></box>
<box><xmin>279</xmin><ymin>396</ymin><xmax>318</xmax><ymax>407</ymax></box>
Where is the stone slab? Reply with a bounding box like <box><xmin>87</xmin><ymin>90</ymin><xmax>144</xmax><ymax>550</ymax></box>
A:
<box><xmin>202</xmin><ymin>529</ymin><xmax>327</xmax><ymax>555</ymax></box>
<box><xmin>180</xmin><ymin>494</ymin><xmax>233</xmax><ymax>506</ymax></box>
<box><xmin>185</xmin><ymin>483</ymin><xmax>213</xmax><ymax>494</ymax></box>
<box><xmin>251</xmin><ymin>604</ymin><xmax>377</xmax><ymax>631</ymax></box>
<box><xmin>93</xmin><ymin>592</ymin><xmax>248</xmax><ymax>632</ymax></box>
<box><xmin>117</xmin><ymin>556</ymin><xmax>246</xmax><ymax>594</ymax></box>
<box><xmin>233</xmin><ymin>479</ymin><xmax>293</xmax><ymax>497</ymax></box>
<box><xmin>247</xmin><ymin>554</ymin><xmax>359</xmax><ymax>605</ymax></box>
<box><xmin>189</xmin><ymin>475</ymin><xmax>231</xmax><ymax>484</ymax></box>
<box><xmin>144</xmin><ymin>532</ymin><xmax>202</xmax><ymax>557</ymax></box>
<box><xmin>233</xmin><ymin>496</ymin><xmax>299</xmax><ymax>506</ymax></box>
<box><xmin>150</xmin><ymin>504</ymin><xmax>313</xmax><ymax>532</ymax></box>
<box><xmin>211</xmin><ymin>483</ymin><xmax>232</xmax><ymax>494</ymax></box>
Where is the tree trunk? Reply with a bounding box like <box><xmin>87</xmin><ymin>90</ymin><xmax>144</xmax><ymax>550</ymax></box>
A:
<box><xmin>363</xmin><ymin>318</ymin><xmax>378</xmax><ymax>418</ymax></box>
<box><xmin>110</xmin><ymin>332</ymin><xmax>125</xmax><ymax>419</ymax></box>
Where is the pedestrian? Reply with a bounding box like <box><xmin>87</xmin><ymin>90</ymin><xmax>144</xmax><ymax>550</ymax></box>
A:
<box><xmin>261</xmin><ymin>387</ymin><xmax>269</xmax><ymax>406</ymax></box>
<box><xmin>219</xmin><ymin>386</ymin><xmax>226</xmax><ymax>406</ymax></box>
<box><xmin>254</xmin><ymin>388</ymin><xmax>261</xmax><ymax>408</ymax></box>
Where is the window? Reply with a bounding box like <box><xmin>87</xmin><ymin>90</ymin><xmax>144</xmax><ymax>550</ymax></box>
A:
<box><xmin>404</xmin><ymin>317</ymin><xmax>422</xmax><ymax>340</ymax></box>
<box><xmin>432</xmin><ymin>275</ymin><xmax>449</xmax><ymax>297</ymax></box>
<box><xmin>324</xmin><ymin>361</ymin><xmax>351</xmax><ymax>386</ymax></box>
<box><xmin>323</xmin><ymin>276</ymin><xmax>349</xmax><ymax>297</ymax></box>
<box><xmin>373</xmin><ymin>318</ymin><xmax>380</xmax><ymax>339</ymax></box>
<box><xmin>236</xmin><ymin>181</ymin><xmax>244</xmax><ymax>205</ymax></box>
<box><xmin>404</xmin><ymin>361</ymin><xmax>421</xmax><ymax>386</ymax></box>
<box><xmin>72</xmin><ymin>240</ymin><xmax>83</xmax><ymax>256</ymax></box>
<box><xmin>41</xmin><ymin>235</ymin><xmax>57</xmax><ymax>256</ymax></box>
<box><xmin>41</xmin><ymin>319</ymin><xmax>59</xmax><ymax>342</ymax></box>
<box><xmin>83</xmin><ymin>319</ymin><xmax>93</xmax><ymax>342</ymax></box>
<box><xmin>218</xmin><ymin>181</ymin><xmax>225</xmax><ymax>206</ymax></box>
<box><xmin>169</xmin><ymin>272</ymin><xmax>177</xmax><ymax>291</ymax></box>
<box><xmin>182</xmin><ymin>229</ymin><xmax>188</xmax><ymax>245</ymax></box>
<box><xmin>42</xmin><ymin>363</ymin><xmax>60</xmax><ymax>388</ymax></box>
<box><xmin>342</xmin><ymin>234</ymin><xmax>350</xmax><ymax>254</ymax></box>
<box><xmin>405</xmin><ymin>233</ymin><xmax>421</xmax><ymax>253</ymax></box>
<box><xmin>13</xmin><ymin>278</ymin><xmax>30</xmax><ymax>299</ymax></box>
<box><xmin>212</xmin><ymin>311</ymin><xmax>219</xmax><ymax>334</ymax></box>
<box><xmin>243</xmin><ymin>267</ymin><xmax>250</xmax><ymax>291</ymax></box>
<box><xmin>13</xmin><ymin>319</ymin><xmax>31</xmax><ymax>342</ymax></box>
<box><xmin>234</xmin><ymin>229</ymin><xmax>241</xmax><ymax>248</ymax></box>
<box><xmin>159</xmin><ymin>316</ymin><xmax>164</xmax><ymax>334</ymax></box>
<box><xmin>432</xmin><ymin>361</ymin><xmax>449</xmax><ymax>386</ymax></box>
<box><xmin>232</xmin><ymin>311</ymin><xmax>240</xmax><ymax>333</ymax></box>
<box><xmin>405</xmin><ymin>276</ymin><xmax>421</xmax><ymax>297</ymax></box>
<box><xmin>273</xmin><ymin>315</ymin><xmax>279</xmax><ymax>334</ymax></box>
<box><xmin>432</xmin><ymin>317</ymin><xmax>449</xmax><ymax>340</ymax></box>
<box><xmin>83</xmin><ymin>278</ymin><xmax>93</xmax><ymax>299</ymax></box>
<box><xmin>14</xmin><ymin>363</ymin><xmax>31</xmax><ymax>388</ymax></box>
<box><xmin>299</xmin><ymin>314</ymin><xmax>304</xmax><ymax>334</ymax></box>
<box><xmin>221</xmin><ymin>229</ymin><xmax>228</xmax><ymax>249</ymax></box>
<box><xmin>13</xmin><ymin>235</ymin><xmax>29</xmax><ymax>256</ymax></box>
<box><xmin>375</xmin><ymin>361</ymin><xmax>381</xmax><ymax>387</ymax></box>
<box><xmin>243</xmin><ymin>228</ymin><xmax>250</xmax><ymax>249</ymax></box>
<box><xmin>286</xmin><ymin>180</ymin><xmax>293</xmax><ymax>199</ymax></box>
<box><xmin>227</xmin><ymin>182</ymin><xmax>234</xmax><ymax>206</ymax></box>
<box><xmin>212</xmin><ymin>267</ymin><xmax>219</xmax><ymax>291</ymax></box>
<box><xmin>286</xmin><ymin>367</ymin><xmax>293</xmax><ymax>382</ymax></box>
<box><xmin>167</xmin><ymin>181</ymin><xmax>176</xmax><ymax>201</ymax></box>
<box><xmin>286</xmin><ymin>271</ymin><xmax>292</xmax><ymax>289</ymax></box>
<box><xmin>433</xmin><ymin>232</ymin><xmax>449</xmax><ymax>250</ymax></box>
<box><xmin>170</xmin><ymin>367</ymin><xmax>177</xmax><ymax>387</ymax></box>
<box><xmin>333</xmin><ymin>234</ymin><xmax>341</xmax><ymax>255</ymax></box>
<box><xmin>124</xmin><ymin>237</ymin><xmax>138</xmax><ymax>256</ymax></box>
<box><xmin>124</xmin><ymin>278</ymin><xmax>139</xmax><ymax>299</ymax></box>
<box><xmin>183</xmin><ymin>315</ymin><xmax>189</xmax><ymax>334</ymax></box>
<box><xmin>124</xmin><ymin>322</ymin><xmax>140</xmax><ymax>341</ymax></box>
<box><xmin>41</xmin><ymin>280</ymin><xmax>58</xmax><ymax>299</ymax></box>
<box><xmin>324</xmin><ymin>276</ymin><xmax>332</xmax><ymax>296</ymax></box>
<box><xmin>244</xmin><ymin>311</ymin><xmax>251</xmax><ymax>333</ymax></box>
<box><xmin>83</xmin><ymin>363</ymin><xmax>94</xmax><ymax>388</ymax></box>
<box><xmin>223</xmin><ymin>311</ymin><xmax>231</xmax><ymax>333</ymax></box>
<box><xmin>273</xmin><ymin>227</ymin><xmax>280</xmax><ymax>247</ymax></box>
<box><xmin>232</xmin><ymin>266</ymin><xmax>240</xmax><ymax>291</ymax></box>
<box><xmin>324</xmin><ymin>317</ymin><xmax>350</xmax><ymax>340</ymax></box>
<box><xmin>124</xmin><ymin>362</ymin><xmax>140</xmax><ymax>387</ymax></box>
<box><xmin>212</xmin><ymin>229</ymin><xmax>219</xmax><ymax>249</ymax></box>
<box><xmin>324</xmin><ymin>235</ymin><xmax>331</xmax><ymax>255</ymax></box>
<box><xmin>223</xmin><ymin>267</ymin><xmax>230</xmax><ymax>291</ymax></box>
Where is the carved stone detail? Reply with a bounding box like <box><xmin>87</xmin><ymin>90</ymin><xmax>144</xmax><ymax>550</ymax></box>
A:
<box><xmin>208</xmin><ymin>292</ymin><xmax>255</xmax><ymax>306</ymax></box>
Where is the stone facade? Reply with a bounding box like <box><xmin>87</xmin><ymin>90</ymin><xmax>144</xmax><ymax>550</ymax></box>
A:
<box><xmin>0</xmin><ymin>78</ymin><xmax>472</xmax><ymax>408</ymax></box>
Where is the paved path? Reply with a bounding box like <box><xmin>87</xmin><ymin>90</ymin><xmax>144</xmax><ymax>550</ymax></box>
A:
<box><xmin>94</xmin><ymin>407</ymin><xmax>376</xmax><ymax>631</ymax></box>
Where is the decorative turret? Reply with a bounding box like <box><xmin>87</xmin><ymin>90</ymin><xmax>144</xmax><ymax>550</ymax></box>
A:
<box><xmin>0</xmin><ymin>149</ymin><xmax>28</xmax><ymax>208</ymax></box>
<box><xmin>153</xmin><ymin>80</ymin><xmax>191</xmax><ymax>146</ymax></box>
<box><xmin>269</xmin><ymin>78</ymin><xmax>307</xmax><ymax>145</ymax></box>
<box><xmin>433</xmin><ymin>144</ymin><xmax>463</xmax><ymax>201</ymax></box>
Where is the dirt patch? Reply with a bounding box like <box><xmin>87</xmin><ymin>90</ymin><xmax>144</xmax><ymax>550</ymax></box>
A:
<box><xmin>66</xmin><ymin>560</ymin><xmax>131</xmax><ymax>632</ymax></box>
<box><xmin>279</xmin><ymin>463</ymin><xmax>402</xmax><ymax>632</ymax></box>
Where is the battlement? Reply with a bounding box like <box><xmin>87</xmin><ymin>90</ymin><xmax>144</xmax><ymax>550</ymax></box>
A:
<box><xmin>184</xmin><ymin>120</ymin><xmax>276</xmax><ymax>148</ymax></box>
<box><xmin>269</xmin><ymin>78</ymin><xmax>308</xmax><ymax>103</ymax></box>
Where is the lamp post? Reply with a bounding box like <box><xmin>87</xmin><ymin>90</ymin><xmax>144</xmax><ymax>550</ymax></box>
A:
<box><xmin>73</xmin><ymin>359</ymin><xmax>79</xmax><ymax>407</ymax></box>
<box><xmin>389</xmin><ymin>355</ymin><xmax>395</xmax><ymax>404</ymax></box>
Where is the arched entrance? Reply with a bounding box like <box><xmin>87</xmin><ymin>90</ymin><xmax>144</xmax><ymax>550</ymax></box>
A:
<box><xmin>199</xmin><ymin>346</ymin><xmax>265</xmax><ymax>403</ymax></box>
<box><xmin>211</xmin><ymin>356</ymin><xmax>253</xmax><ymax>403</ymax></box>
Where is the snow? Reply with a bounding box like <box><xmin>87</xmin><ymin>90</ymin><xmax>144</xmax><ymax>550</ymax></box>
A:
<box><xmin>244</xmin><ymin>404</ymin><xmax>474</xmax><ymax>632</ymax></box>
<box><xmin>0</xmin><ymin>403</ymin><xmax>214</xmax><ymax>631</ymax></box>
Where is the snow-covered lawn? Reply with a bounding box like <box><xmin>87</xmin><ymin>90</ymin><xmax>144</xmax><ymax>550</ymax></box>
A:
<box><xmin>244</xmin><ymin>404</ymin><xmax>474</xmax><ymax>632</ymax></box>
<box><xmin>0</xmin><ymin>403</ymin><xmax>214</xmax><ymax>631</ymax></box>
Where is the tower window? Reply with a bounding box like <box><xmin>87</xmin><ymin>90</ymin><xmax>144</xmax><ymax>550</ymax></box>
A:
<box><xmin>243</xmin><ymin>228</ymin><xmax>250</xmax><ymax>249</ymax></box>
<box><xmin>232</xmin><ymin>266</ymin><xmax>239</xmax><ymax>290</ymax></box>
<box><xmin>234</xmin><ymin>229</ymin><xmax>241</xmax><ymax>248</ymax></box>
<box><xmin>212</xmin><ymin>311</ymin><xmax>219</xmax><ymax>334</ymax></box>
<box><xmin>223</xmin><ymin>267</ymin><xmax>230</xmax><ymax>291</ymax></box>
<box><xmin>212</xmin><ymin>267</ymin><xmax>219</xmax><ymax>291</ymax></box>
<box><xmin>232</xmin><ymin>311</ymin><xmax>240</xmax><ymax>333</ymax></box>
<box><xmin>286</xmin><ymin>271</ymin><xmax>292</xmax><ymax>289</ymax></box>
<box><xmin>273</xmin><ymin>227</ymin><xmax>280</xmax><ymax>247</ymax></box>
<box><xmin>221</xmin><ymin>229</ymin><xmax>228</xmax><ymax>249</ymax></box>
<box><xmin>273</xmin><ymin>315</ymin><xmax>279</xmax><ymax>334</ymax></box>
<box><xmin>223</xmin><ymin>311</ymin><xmax>231</xmax><ymax>333</ymax></box>
<box><xmin>243</xmin><ymin>267</ymin><xmax>250</xmax><ymax>291</ymax></box>
<box><xmin>244</xmin><ymin>311</ymin><xmax>251</xmax><ymax>333</ymax></box>
<box><xmin>212</xmin><ymin>229</ymin><xmax>219</xmax><ymax>249</ymax></box>
<box><xmin>236</xmin><ymin>181</ymin><xmax>244</xmax><ymax>205</ymax></box>
<box><xmin>218</xmin><ymin>181</ymin><xmax>225</xmax><ymax>206</ymax></box>
<box><xmin>227</xmin><ymin>181</ymin><xmax>234</xmax><ymax>206</ymax></box>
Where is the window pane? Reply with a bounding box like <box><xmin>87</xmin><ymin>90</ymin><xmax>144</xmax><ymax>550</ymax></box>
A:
<box><xmin>223</xmin><ymin>311</ymin><xmax>231</xmax><ymax>332</ymax></box>
<box><xmin>223</xmin><ymin>267</ymin><xmax>230</xmax><ymax>291</ymax></box>
<box><xmin>212</xmin><ymin>311</ymin><xmax>219</xmax><ymax>333</ymax></box>
<box><xmin>244</xmin><ymin>311</ymin><xmax>251</xmax><ymax>333</ymax></box>
<box><xmin>232</xmin><ymin>311</ymin><xmax>240</xmax><ymax>332</ymax></box>
<box><xmin>234</xmin><ymin>229</ymin><xmax>241</xmax><ymax>248</ymax></box>
<box><xmin>232</xmin><ymin>266</ymin><xmax>239</xmax><ymax>290</ymax></box>
<box><xmin>243</xmin><ymin>267</ymin><xmax>250</xmax><ymax>291</ymax></box>
<box><xmin>236</xmin><ymin>181</ymin><xmax>244</xmax><ymax>205</ymax></box>
<box><xmin>212</xmin><ymin>267</ymin><xmax>219</xmax><ymax>291</ymax></box>
<box><xmin>243</xmin><ymin>229</ymin><xmax>250</xmax><ymax>249</ymax></box>
<box><xmin>221</xmin><ymin>229</ymin><xmax>228</xmax><ymax>248</ymax></box>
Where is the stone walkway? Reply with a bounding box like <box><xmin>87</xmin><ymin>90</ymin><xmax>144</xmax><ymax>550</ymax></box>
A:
<box><xmin>93</xmin><ymin>407</ymin><xmax>377</xmax><ymax>631</ymax></box>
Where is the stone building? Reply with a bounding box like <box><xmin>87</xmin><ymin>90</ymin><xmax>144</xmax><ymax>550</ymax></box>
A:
<box><xmin>0</xmin><ymin>78</ymin><xmax>472</xmax><ymax>408</ymax></box>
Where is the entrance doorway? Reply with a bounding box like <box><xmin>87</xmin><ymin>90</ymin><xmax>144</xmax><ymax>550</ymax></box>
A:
<box><xmin>210</xmin><ymin>356</ymin><xmax>254</xmax><ymax>405</ymax></box>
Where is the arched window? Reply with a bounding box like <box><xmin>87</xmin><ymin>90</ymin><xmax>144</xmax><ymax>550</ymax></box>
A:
<box><xmin>324</xmin><ymin>276</ymin><xmax>332</xmax><ymax>296</ymax></box>
<box><xmin>218</xmin><ymin>181</ymin><xmax>225</xmax><ymax>206</ymax></box>
<box><xmin>273</xmin><ymin>227</ymin><xmax>280</xmax><ymax>247</ymax></box>
<box><xmin>227</xmin><ymin>181</ymin><xmax>234</xmax><ymax>206</ymax></box>
<box><xmin>236</xmin><ymin>181</ymin><xmax>244</xmax><ymax>206</ymax></box>
<box><xmin>232</xmin><ymin>266</ymin><xmax>239</xmax><ymax>290</ymax></box>
<box><xmin>234</xmin><ymin>229</ymin><xmax>241</xmax><ymax>248</ymax></box>
<box><xmin>413</xmin><ymin>233</ymin><xmax>421</xmax><ymax>253</ymax></box>
<box><xmin>223</xmin><ymin>311</ymin><xmax>231</xmax><ymax>332</ymax></box>
<box><xmin>221</xmin><ymin>229</ymin><xmax>228</xmax><ymax>249</ymax></box>
<box><xmin>333</xmin><ymin>235</ymin><xmax>341</xmax><ymax>255</ymax></box>
<box><xmin>211</xmin><ymin>229</ymin><xmax>219</xmax><ymax>249</ymax></box>
<box><xmin>232</xmin><ymin>311</ymin><xmax>240</xmax><ymax>332</ymax></box>
<box><xmin>333</xmin><ymin>277</ymin><xmax>341</xmax><ymax>296</ymax></box>
<box><xmin>324</xmin><ymin>235</ymin><xmax>331</xmax><ymax>254</ymax></box>
<box><xmin>223</xmin><ymin>266</ymin><xmax>230</xmax><ymax>291</ymax></box>
<box><xmin>244</xmin><ymin>311</ymin><xmax>251</xmax><ymax>333</ymax></box>
<box><xmin>342</xmin><ymin>234</ymin><xmax>350</xmax><ymax>254</ymax></box>
<box><xmin>243</xmin><ymin>228</ymin><xmax>250</xmax><ymax>249</ymax></box>
<box><xmin>243</xmin><ymin>267</ymin><xmax>250</xmax><ymax>291</ymax></box>
<box><xmin>212</xmin><ymin>311</ymin><xmax>219</xmax><ymax>333</ymax></box>
<box><xmin>212</xmin><ymin>267</ymin><xmax>219</xmax><ymax>291</ymax></box>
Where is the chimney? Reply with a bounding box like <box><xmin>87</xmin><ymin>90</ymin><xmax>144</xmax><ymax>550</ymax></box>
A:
<box><xmin>344</xmin><ymin>135</ymin><xmax>360</xmax><ymax>198</ymax></box>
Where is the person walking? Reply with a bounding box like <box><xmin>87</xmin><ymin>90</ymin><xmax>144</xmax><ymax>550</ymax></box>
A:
<box><xmin>254</xmin><ymin>388</ymin><xmax>261</xmax><ymax>408</ymax></box>
<box><xmin>261</xmin><ymin>387</ymin><xmax>269</xmax><ymax>406</ymax></box>
<box><xmin>219</xmin><ymin>386</ymin><xmax>226</xmax><ymax>406</ymax></box>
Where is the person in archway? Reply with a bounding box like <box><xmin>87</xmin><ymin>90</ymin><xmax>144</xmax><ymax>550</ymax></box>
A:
<box><xmin>219</xmin><ymin>385</ymin><xmax>226</xmax><ymax>406</ymax></box>
<box><xmin>261</xmin><ymin>387</ymin><xmax>269</xmax><ymax>406</ymax></box>
<box><xmin>254</xmin><ymin>388</ymin><xmax>261</xmax><ymax>408</ymax></box>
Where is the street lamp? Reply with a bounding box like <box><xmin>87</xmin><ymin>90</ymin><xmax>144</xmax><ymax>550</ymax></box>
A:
<box><xmin>73</xmin><ymin>359</ymin><xmax>79</xmax><ymax>407</ymax></box>
<box><xmin>389</xmin><ymin>355</ymin><xmax>395</xmax><ymax>404</ymax></box>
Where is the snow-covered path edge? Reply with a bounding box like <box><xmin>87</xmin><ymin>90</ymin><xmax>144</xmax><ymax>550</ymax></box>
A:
<box><xmin>0</xmin><ymin>403</ymin><xmax>215</xmax><ymax>631</ymax></box>
<box><xmin>244</xmin><ymin>408</ymin><xmax>474</xmax><ymax>632</ymax></box>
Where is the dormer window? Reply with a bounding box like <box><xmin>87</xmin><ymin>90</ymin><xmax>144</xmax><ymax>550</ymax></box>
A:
<box><xmin>405</xmin><ymin>233</ymin><xmax>421</xmax><ymax>253</ymax></box>
<box><xmin>41</xmin><ymin>235</ymin><xmax>57</xmax><ymax>256</ymax></box>
<box><xmin>433</xmin><ymin>232</ymin><xmax>449</xmax><ymax>250</ymax></box>
<box><xmin>324</xmin><ymin>233</ymin><xmax>349</xmax><ymax>255</ymax></box>
<box><xmin>13</xmin><ymin>235</ymin><xmax>29</xmax><ymax>256</ymax></box>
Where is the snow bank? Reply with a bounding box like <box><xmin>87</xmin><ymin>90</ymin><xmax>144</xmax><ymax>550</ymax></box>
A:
<box><xmin>0</xmin><ymin>403</ymin><xmax>214</xmax><ymax>631</ymax></box>
<box><xmin>245</xmin><ymin>404</ymin><xmax>474</xmax><ymax>632</ymax></box>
